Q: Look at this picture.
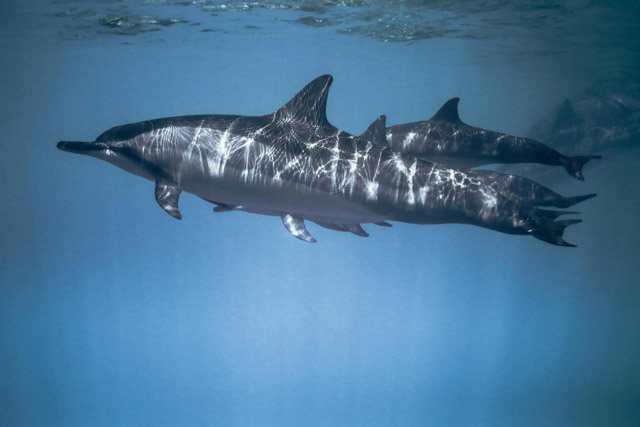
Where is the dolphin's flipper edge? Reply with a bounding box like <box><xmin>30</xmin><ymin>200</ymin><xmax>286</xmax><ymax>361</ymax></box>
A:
<box><xmin>281</xmin><ymin>213</ymin><xmax>316</xmax><ymax>243</ymax></box>
<box><xmin>155</xmin><ymin>178</ymin><xmax>182</xmax><ymax>219</ymax></box>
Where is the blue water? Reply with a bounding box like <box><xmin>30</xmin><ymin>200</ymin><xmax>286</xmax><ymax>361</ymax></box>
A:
<box><xmin>1</xmin><ymin>1</ymin><xmax>639</xmax><ymax>426</ymax></box>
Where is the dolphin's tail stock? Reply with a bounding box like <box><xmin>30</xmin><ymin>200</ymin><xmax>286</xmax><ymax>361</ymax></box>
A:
<box><xmin>526</xmin><ymin>210</ymin><xmax>582</xmax><ymax>247</ymax></box>
<box><xmin>562</xmin><ymin>155</ymin><xmax>602</xmax><ymax>181</ymax></box>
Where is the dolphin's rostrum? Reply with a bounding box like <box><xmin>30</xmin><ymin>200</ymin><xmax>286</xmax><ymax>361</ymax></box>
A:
<box><xmin>58</xmin><ymin>75</ymin><xmax>594</xmax><ymax>246</ymax></box>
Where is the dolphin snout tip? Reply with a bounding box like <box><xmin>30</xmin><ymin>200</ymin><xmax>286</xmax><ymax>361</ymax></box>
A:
<box><xmin>57</xmin><ymin>141</ymin><xmax>108</xmax><ymax>153</ymax></box>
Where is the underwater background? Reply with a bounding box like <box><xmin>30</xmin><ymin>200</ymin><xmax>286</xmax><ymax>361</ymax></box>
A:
<box><xmin>1</xmin><ymin>0</ymin><xmax>639</xmax><ymax>425</ymax></box>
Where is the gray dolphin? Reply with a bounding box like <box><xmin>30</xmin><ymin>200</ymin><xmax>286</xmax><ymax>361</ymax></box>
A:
<box><xmin>529</xmin><ymin>82</ymin><xmax>640</xmax><ymax>153</ymax></box>
<box><xmin>58</xmin><ymin>75</ymin><xmax>584</xmax><ymax>246</ymax></box>
<box><xmin>385</xmin><ymin>98</ymin><xmax>601</xmax><ymax>180</ymax></box>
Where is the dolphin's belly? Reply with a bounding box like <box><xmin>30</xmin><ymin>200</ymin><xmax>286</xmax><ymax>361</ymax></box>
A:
<box><xmin>181</xmin><ymin>174</ymin><xmax>388</xmax><ymax>224</ymax></box>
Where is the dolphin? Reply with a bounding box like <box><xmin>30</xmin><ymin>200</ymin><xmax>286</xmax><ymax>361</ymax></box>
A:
<box><xmin>57</xmin><ymin>75</ymin><xmax>585</xmax><ymax>246</ymax></box>
<box><xmin>529</xmin><ymin>82</ymin><xmax>640</xmax><ymax>154</ymax></box>
<box><xmin>385</xmin><ymin>98</ymin><xmax>601</xmax><ymax>180</ymax></box>
<box><xmin>378</xmin><ymin>122</ymin><xmax>597</xmax><ymax>208</ymax></box>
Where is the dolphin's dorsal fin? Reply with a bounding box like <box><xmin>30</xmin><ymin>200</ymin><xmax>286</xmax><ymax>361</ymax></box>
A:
<box><xmin>552</xmin><ymin>99</ymin><xmax>581</xmax><ymax>131</ymax></box>
<box><xmin>273</xmin><ymin>75</ymin><xmax>333</xmax><ymax>126</ymax></box>
<box><xmin>359</xmin><ymin>115</ymin><xmax>387</xmax><ymax>146</ymax></box>
<box><xmin>431</xmin><ymin>97</ymin><xmax>462</xmax><ymax>123</ymax></box>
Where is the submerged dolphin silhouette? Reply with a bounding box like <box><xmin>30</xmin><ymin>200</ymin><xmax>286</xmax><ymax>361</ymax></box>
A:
<box><xmin>530</xmin><ymin>83</ymin><xmax>640</xmax><ymax>153</ymax></box>
<box><xmin>58</xmin><ymin>75</ymin><xmax>585</xmax><ymax>246</ymax></box>
<box><xmin>385</xmin><ymin>98</ymin><xmax>601</xmax><ymax>180</ymax></box>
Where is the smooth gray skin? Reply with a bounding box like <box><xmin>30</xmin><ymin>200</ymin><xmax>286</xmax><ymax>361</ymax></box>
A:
<box><xmin>386</xmin><ymin>98</ymin><xmax>601</xmax><ymax>181</ymax></box>
<box><xmin>57</xmin><ymin>75</ymin><xmax>582</xmax><ymax>246</ymax></box>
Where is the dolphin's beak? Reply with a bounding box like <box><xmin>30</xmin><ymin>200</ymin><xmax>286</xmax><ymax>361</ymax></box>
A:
<box><xmin>57</xmin><ymin>141</ymin><xmax>109</xmax><ymax>153</ymax></box>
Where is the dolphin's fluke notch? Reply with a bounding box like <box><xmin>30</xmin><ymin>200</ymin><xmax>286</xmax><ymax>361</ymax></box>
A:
<box><xmin>155</xmin><ymin>178</ymin><xmax>182</xmax><ymax>220</ymax></box>
<box><xmin>281</xmin><ymin>213</ymin><xmax>316</xmax><ymax>243</ymax></box>
<box><xmin>562</xmin><ymin>155</ymin><xmax>602</xmax><ymax>181</ymax></box>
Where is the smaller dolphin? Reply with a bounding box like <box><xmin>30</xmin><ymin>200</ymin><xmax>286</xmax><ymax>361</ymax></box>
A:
<box><xmin>385</xmin><ymin>98</ymin><xmax>601</xmax><ymax>180</ymax></box>
<box><xmin>529</xmin><ymin>82</ymin><xmax>640</xmax><ymax>154</ymax></box>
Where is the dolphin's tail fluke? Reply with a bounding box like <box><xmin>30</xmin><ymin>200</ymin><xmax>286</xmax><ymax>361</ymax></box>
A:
<box><xmin>528</xmin><ymin>215</ymin><xmax>582</xmax><ymax>247</ymax></box>
<box><xmin>554</xmin><ymin>193</ymin><xmax>597</xmax><ymax>208</ymax></box>
<box><xmin>562</xmin><ymin>155</ymin><xmax>602</xmax><ymax>181</ymax></box>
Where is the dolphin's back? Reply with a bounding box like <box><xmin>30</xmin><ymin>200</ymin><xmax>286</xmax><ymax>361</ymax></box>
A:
<box><xmin>96</xmin><ymin>114</ymin><xmax>246</xmax><ymax>143</ymax></box>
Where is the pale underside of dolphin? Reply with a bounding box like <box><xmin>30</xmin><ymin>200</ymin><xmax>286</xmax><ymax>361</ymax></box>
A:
<box><xmin>58</xmin><ymin>75</ymin><xmax>586</xmax><ymax>246</ymax></box>
<box><xmin>385</xmin><ymin>98</ymin><xmax>602</xmax><ymax>181</ymax></box>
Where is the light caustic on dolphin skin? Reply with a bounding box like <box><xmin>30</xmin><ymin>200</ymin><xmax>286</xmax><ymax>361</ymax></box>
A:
<box><xmin>58</xmin><ymin>75</ymin><xmax>598</xmax><ymax>247</ymax></box>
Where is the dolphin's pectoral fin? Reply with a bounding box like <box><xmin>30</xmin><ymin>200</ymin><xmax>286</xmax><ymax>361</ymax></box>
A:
<box><xmin>281</xmin><ymin>214</ymin><xmax>316</xmax><ymax>243</ymax></box>
<box><xmin>155</xmin><ymin>178</ymin><xmax>182</xmax><ymax>220</ymax></box>
<box><xmin>344</xmin><ymin>224</ymin><xmax>369</xmax><ymax>237</ymax></box>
